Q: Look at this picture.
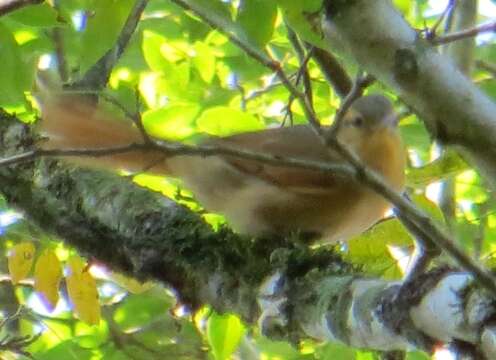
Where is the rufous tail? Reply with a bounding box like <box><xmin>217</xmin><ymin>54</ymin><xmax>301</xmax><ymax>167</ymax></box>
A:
<box><xmin>39</xmin><ymin>98</ymin><xmax>170</xmax><ymax>175</ymax></box>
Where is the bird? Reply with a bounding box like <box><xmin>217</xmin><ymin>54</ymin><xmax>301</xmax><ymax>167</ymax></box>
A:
<box><xmin>39</xmin><ymin>94</ymin><xmax>405</xmax><ymax>243</ymax></box>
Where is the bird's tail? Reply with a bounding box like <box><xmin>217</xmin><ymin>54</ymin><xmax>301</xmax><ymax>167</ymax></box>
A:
<box><xmin>38</xmin><ymin>97</ymin><xmax>171</xmax><ymax>175</ymax></box>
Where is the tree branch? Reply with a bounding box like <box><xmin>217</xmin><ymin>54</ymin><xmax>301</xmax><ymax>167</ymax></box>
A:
<box><xmin>0</xmin><ymin>138</ymin><xmax>354</xmax><ymax>177</ymax></box>
<box><xmin>439</xmin><ymin>0</ymin><xmax>477</xmax><ymax>234</ymax></box>
<box><xmin>329</xmin><ymin>72</ymin><xmax>375</xmax><ymax>136</ymax></box>
<box><xmin>309</xmin><ymin>46</ymin><xmax>353</xmax><ymax>98</ymax></box>
<box><xmin>431</xmin><ymin>21</ymin><xmax>496</xmax><ymax>46</ymax></box>
<box><xmin>70</xmin><ymin>0</ymin><xmax>149</xmax><ymax>90</ymax></box>
<box><xmin>2</xmin><ymin>114</ymin><xmax>496</xmax><ymax>356</ymax></box>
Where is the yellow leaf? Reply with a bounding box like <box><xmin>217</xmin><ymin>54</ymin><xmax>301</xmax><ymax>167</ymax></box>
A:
<box><xmin>109</xmin><ymin>271</ymin><xmax>154</xmax><ymax>294</ymax></box>
<box><xmin>8</xmin><ymin>242</ymin><xmax>35</xmax><ymax>284</ymax></box>
<box><xmin>34</xmin><ymin>249</ymin><xmax>62</xmax><ymax>311</ymax></box>
<box><xmin>66</xmin><ymin>256</ymin><xmax>101</xmax><ymax>325</ymax></box>
<box><xmin>67</xmin><ymin>255</ymin><xmax>86</xmax><ymax>274</ymax></box>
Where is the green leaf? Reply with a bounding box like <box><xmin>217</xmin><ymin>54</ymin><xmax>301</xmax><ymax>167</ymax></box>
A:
<box><xmin>255</xmin><ymin>337</ymin><xmax>301</xmax><ymax>359</ymax></box>
<box><xmin>236</xmin><ymin>0</ymin><xmax>277</xmax><ymax>48</ymax></box>
<box><xmin>0</xmin><ymin>23</ymin><xmax>27</xmax><ymax>106</ymax></box>
<box><xmin>197</xmin><ymin>106</ymin><xmax>264</xmax><ymax>136</ymax></box>
<box><xmin>186</xmin><ymin>0</ymin><xmax>232</xmax><ymax>24</ymax></box>
<box><xmin>346</xmin><ymin>219</ymin><xmax>414</xmax><ymax>279</ymax></box>
<box><xmin>355</xmin><ymin>351</ymin><xmax>376</xmax><ymax>360</ymax></box>
<box><xmin>400</xmin><ymin>116</ymin><xmax>431</xmax><ymax>162</ymax></box>
<box><xmin>114</xmin><ymin>293</ymin><xmax>174</xmax><ymax>331</ymax></box>
<box><xmin>316</xmin><ymin>342</ymin><xmax>356</xmax><ymax>360</ymax></box>
<box><xmin>142</xmin><ymin>104</ymin><xmax>201</xmax><ymax>140</ymax></box>
<box><xmin>276</xmin><ymin>0</ymin><xmax>327</xmax><ymax>49</ymax></box>
<box><xmin>80</xmin><ymin>0</ymin><xmax>135</xmax><ymax>72</ymax></box>
<box><xmin>207</xmin><ymin>312</ymin><xmax>246</xmax><ymax>360</ymax></box>
<box><xmin>393</xmin><ymin>0</ymin><xmax>412</xmax><ymax>16</ymax></box>
<box><xmin>142</xmin><ymin>31</ymin><xmax>193</xmax><ymax>98</ymax></box>
<box><xmin>37</xmin><ymin>339</ymin><xmax>94</xmax><ymax>360</ymax></box>
<box><xmin>142</xmin><ymin>30</ymin><xmax>170</xmax><ymax>72</ymax></box>
<box><xmin>406</xmin><ymin>350</ymin><xmax>431</xmax><ymax>360</ymax></box>
<box><xmin>7</xmin><ymin>3</ymin><xmax>60</xmax><ymax>27</ymax></box>
<box><xmin>411</xmin><ymin>194</ymin><xmax>445</xmax><ymax>223</ymax></box>
<box><xmin>407</xmin><ymin>150</ymin><xmax>469</xmax><ymax>187</ymax></box>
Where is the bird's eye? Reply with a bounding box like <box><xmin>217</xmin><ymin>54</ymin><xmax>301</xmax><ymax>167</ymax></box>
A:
<box><xmin>352</xmin><ymin>115</ymin><xmax>364</xmax><ymax>127</ymax></box>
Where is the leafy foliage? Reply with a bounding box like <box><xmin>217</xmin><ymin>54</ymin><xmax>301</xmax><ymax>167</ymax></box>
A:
<box><xmin>0</xmin><ymin>0</ymin><xmax>495</xmax><ymax>359</ymax></box>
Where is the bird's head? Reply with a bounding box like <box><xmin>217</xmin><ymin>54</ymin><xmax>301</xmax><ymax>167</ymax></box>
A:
<box><xmin>341</xmin><ymin>95</ymin><xmax>397</xmax><ymax>131</ymax></box>
<box><xmin>336</xmin><ymin>95</ymin><xmax>398</xmax><ymax>146</ymax></box>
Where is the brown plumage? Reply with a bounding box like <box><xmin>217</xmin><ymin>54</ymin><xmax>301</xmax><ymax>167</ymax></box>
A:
<box><xmin>39</xmin><ymin>95</ymin><xmax>405</xmax><ymax>243</ymax></box>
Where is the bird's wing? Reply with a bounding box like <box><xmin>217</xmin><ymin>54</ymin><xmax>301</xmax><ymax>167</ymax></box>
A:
<box><xmin>204</xmin><ymin>126</ymin><xmax>351</xmax><ymax>193</ymax></box>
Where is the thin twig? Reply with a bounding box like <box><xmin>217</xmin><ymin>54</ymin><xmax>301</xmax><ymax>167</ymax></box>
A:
<box><xmin>0</xmin><ymin>332</ymin><xmax>41</xmax><ymax>359</ymax></box>
<box><xmin>286</xmin><ymin>24</ymin><xmax>314</xmax><ymax>107</ymax></box>
<box><xmin>131</xmin><ymin>87</ymin><xmax>151</xmax><ymax>143</ymax></box>
<box><xmin>96</xmin><ymin>90</ymin><xmax>151</xmax><ymax>144</ymax></box>
<box><xmin>0</xmin><ymin>141</ymin><xmax>354</xmax><ymax>178</ymax></box>
<box><xmin>430</xmin><ymin>21</ymin><xmax>496</xmax><ymax>45</ymax></box>
<box><xmin>71</xmin><ymin>0</ymin><xmax>149</xmax><ymax>90</ymax></box>
<box><xmin>282</xmin><ymin>37</ymin><xmax>314</xmax><ymax>126</ymax></box>
<box><xmin>245</xmin><ymin>73</ymin><xmax>299</xmax><ymax>102</ymax></box>
<box><xmin>169</xmin><ymin>0</ymin><xmax>322</xmax><ymax>133</ymax></box>
<box><xmin>474</xmin><ymin>202</ymin><xmax>488</xmax><ymax>260</ymax></box>
<box><xmin>443</xmin><ymin>0</ymin><xmax>457</xmax><ymax>34</ymax></box>
<box><xmin>476</xmin><ymin>60</ymin><xmax>496</xmax><ymax>77</ymax></box>
<box><xmin>51</xmin><ymin>0</ymin><xmax>69</xmax><ymax>82</ymax></box>
<box><xmin>425</xmin><ymin>0</ymin><xmax>456</xmax><ymax>40</ymax></box>
<box><xmin>329</xmin><ymin>72</ymin><xmax>375</xmax><ymax>136</ymax></box>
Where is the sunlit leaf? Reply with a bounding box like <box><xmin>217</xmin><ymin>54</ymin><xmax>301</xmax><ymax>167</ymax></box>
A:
<box><xmin>34</xmin><ymin>249</ymin><xmax>63</xmax><ymax>311</ymax></box>
<box><xmin>356</xmin><ymin>351</ymin><xmax>376</xmax><ymax>360</ymax></box>
<box><xmin>197</xmin><ymin>106</ymin><xmax>264</xmax><ymax>136</ymax></box>
<box><xmin>193</xmin><ymin>41</ymin><xmax>216</xmax><ymax>83</ymax></box>
<box><xmin>8</xmin><ymin>241</ymin><xmax>35</xmax><ymax>284</ymax></box>
<box><xmin>393</xmin><ymin>0</ymin><xmax>411</xmax><ymax>15</ymax></box>
<box><xmin>142</xmin><ymin>30</ymin><xmax>167</xmax><ymax>72</ymax></box>
<box><xmin>143</xmin><ymin>104</ymin><xmax>200</xmax><ymax>140</ymax></box>
<box><xmin>207</xmin><ymin>312</ymin><xmax>246</xmax><ymax>360</ymax></box>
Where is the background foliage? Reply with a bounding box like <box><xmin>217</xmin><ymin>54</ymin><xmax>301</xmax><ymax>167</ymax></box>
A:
<box><xmin>0</xmin><ymin>0</ymin><xmax>495</xmax><ymax>359</ymax></box>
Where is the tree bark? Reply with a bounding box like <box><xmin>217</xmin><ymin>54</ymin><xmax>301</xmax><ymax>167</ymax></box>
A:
<box><xmin>1</xmin><ymin>111</ymin><xmax>496</xmax><ymax>357</ymax></box>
